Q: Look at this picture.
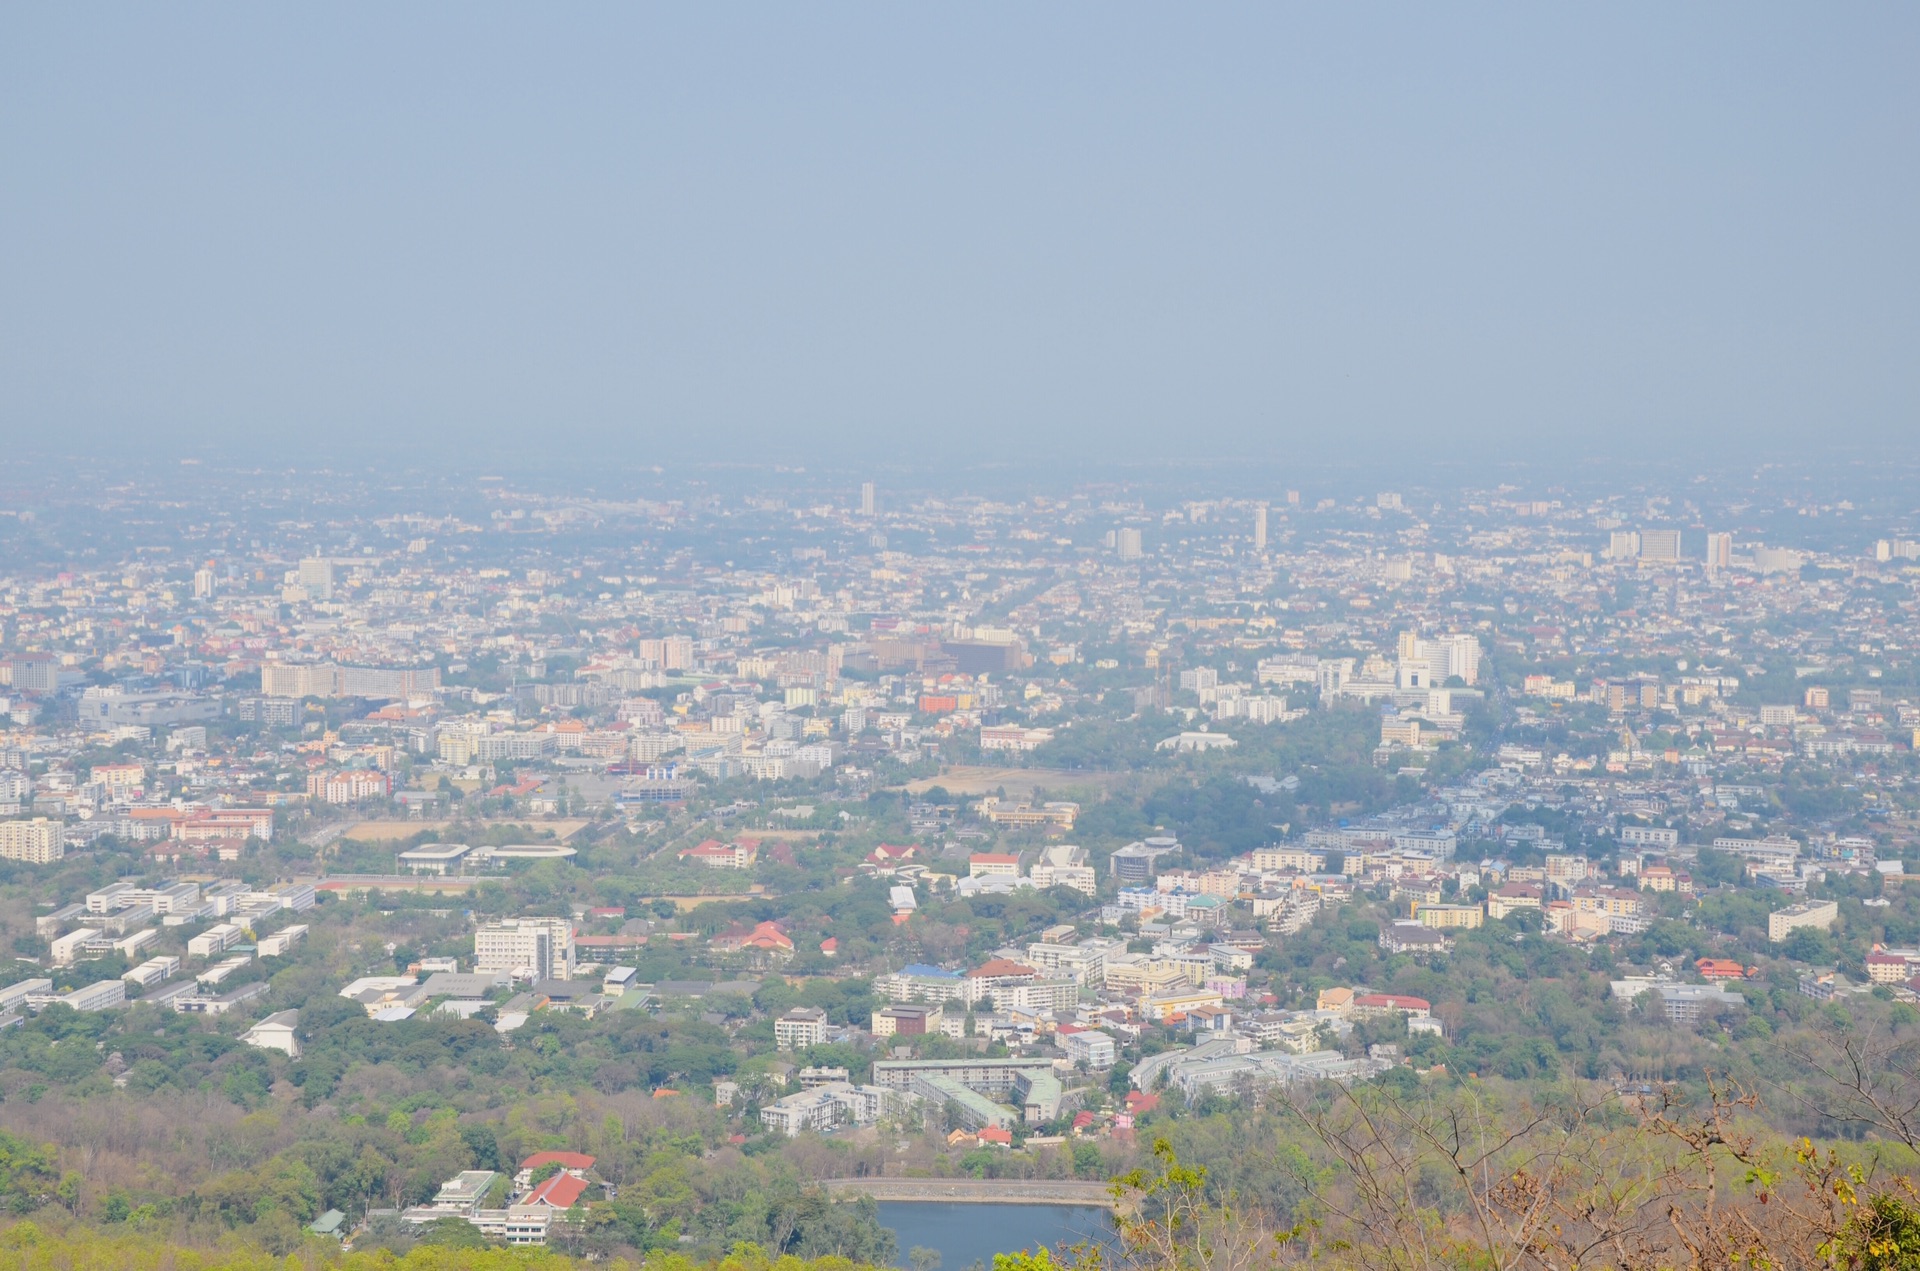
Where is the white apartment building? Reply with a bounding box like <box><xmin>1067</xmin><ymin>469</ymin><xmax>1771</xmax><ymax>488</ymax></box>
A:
<box><xmin>759</xmin><ymin>1082</ymin><xmax>898</xmax><ymax>1136</ymax></box>
<box><xmin>1059</xmin><ymin>1028</ymin><xmax>1117</xmax><ymax>1070</ymax></box>
<box><xmin>774</xmin><ymin>1006</ymin><xmax>829</xmax><ymax>1051</ymax></box>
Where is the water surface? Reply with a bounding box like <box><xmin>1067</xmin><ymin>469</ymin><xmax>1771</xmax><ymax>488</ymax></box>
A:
<box><xmin>879</xmin><ymin>1201</ymin><xmax>1115</xmax><ymax>1270</ymax></box>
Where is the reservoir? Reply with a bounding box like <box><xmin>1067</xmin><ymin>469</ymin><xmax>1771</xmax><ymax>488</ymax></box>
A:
<box><xmin>879</xmin><ymin>1201</ymin><xmax>1116</xmax><ymax>1270</ymax></box>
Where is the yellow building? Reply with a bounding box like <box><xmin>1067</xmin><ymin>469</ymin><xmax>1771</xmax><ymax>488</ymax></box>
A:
<box><xmin>1414</xmin><ymin>903</ymin><xmax>1484</xmax><ymax>930</ymax></box>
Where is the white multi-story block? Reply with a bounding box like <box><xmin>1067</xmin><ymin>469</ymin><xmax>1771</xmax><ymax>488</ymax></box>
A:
<box><xmin>474</xmin><ymin>917</ymin><xmax>575</xmax><ymax>982</ymax></box>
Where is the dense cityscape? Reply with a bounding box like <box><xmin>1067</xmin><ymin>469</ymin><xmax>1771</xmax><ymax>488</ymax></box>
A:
<box><xmin>5</xmin><ymin>1</ymin><xmax>1919</xmax><ymax>1261</ymax></box>
<box><xmin>1</xmin><ymin>457</ymin><xmax>1918</xmax><ymax>1260</ymax></box>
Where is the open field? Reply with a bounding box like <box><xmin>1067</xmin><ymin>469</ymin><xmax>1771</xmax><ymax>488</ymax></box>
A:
<box><xmin>304</xmin><ymin>874</ymin><xmax>485</xmax><ymax>894</ymax></box>
<box><xmin>898</xmin><ymin>766</ymin><xmax>1129</xmax><ymax>798</ymax></box>
<box><xmin>341</xmin><ymin>818</ymin><xmax>591</xmax><ymax>841</ymax></box>
<box><xmin>651</xmin><ymin>889</ymin><xmax>766</xmax><ymax>910</ymax></box>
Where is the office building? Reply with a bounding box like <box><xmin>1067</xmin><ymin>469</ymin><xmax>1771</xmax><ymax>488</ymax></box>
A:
<box><xmin>297</xmin><ymin>558</ymin><xmax>335</xmax><ymax>601</ymax></box>
<box><xmin>1396</xmin><ymin>632</ymin><xmax>1481</xmax><ymax>686</ymax></box>
<box><xmin>2</xmin><ymin>653</ymin><xmax>61</xmax><ymax>693</ymax></box>
<box><xmin>474</xmin><ymin>918</ymin><xmax>575</xmax><ymax>982</ymax></box>
<box><xmin>1639</xmin><ymin>530</ymin><xmax>1682</xmax><ymax>564</ymax></box>
<box><xmin>1111</xmin><ymin>838</ymin><xmax>1180</xmax><ymax>883</ymax></box>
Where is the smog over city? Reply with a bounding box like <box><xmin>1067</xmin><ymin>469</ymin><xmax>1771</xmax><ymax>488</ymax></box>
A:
<box><xmin>2</xmin><ymin>7</ymin><xmax>1919</xmax><ymax>1270</ymax></box>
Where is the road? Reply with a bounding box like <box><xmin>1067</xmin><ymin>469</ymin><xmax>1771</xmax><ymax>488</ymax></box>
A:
<box><xmin>301</xmin><ymin>822</ymin><xmax>352</xmax><ymax>850</ymax></box>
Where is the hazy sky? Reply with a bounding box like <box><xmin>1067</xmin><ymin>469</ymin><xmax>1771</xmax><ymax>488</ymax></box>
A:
<box><xmin>3</xmin><ymin>7</ymin><xmax>1916</xmax><ymax>466</ymax></box>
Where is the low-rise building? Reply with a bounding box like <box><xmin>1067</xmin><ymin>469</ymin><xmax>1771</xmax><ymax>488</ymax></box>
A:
<box><xmin>242</xmin><ymin>1009</ymin><xmax>301</xmax><ymax>1057</ymax></box>
<box><xmin>1379</xmin><ymin>921</ymin><xmax>1453</xmax><ymax>955</ymax></box>
<box><xmin>1057</xmin><ymin>1027</ymin><xmax>1116</xmax><ymax>1070</ymax></box>
<box><xmin>871</xmin><ymin>1002</ymin><xmax>944</xmax><ymax>1038</ymax></box>
<box><xmin>1414</xmin><ymin>903</ymin><xmax>1483</xmax><ymax>930</ymax></box>
<box><xmin>187</xmin><ymin>922</ymin><xmax>244</xmax><ymax>959</ymax></box>
<box><xmin>759</xmin><ymin>1082</ymin><xmax>904</xmax><ymax>1136</ymax></box>
<box><xmin>1770</xmin><ymin>899</ymin><xmax>1839</xmax><ymax>944</ymax></box>
<box><xmin>1653</xmin><ymin>983</ymin><xmax>1747</xmax><ymax>1024</ymax></box>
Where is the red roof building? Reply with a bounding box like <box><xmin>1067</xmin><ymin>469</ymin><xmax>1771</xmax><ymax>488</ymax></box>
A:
<box><xmin>527</xmin><ymin>1172</ymin><xmax>589</xmax><ymax>1210</ymax></box>
<box><xmin>521</xmin><ymin>1151</ymin><xmax>596</xmax><ymax>1173</ymax></box>
<box><xmin>966</xmin><ymin>958</ymin><xmax>1038</xmax><ymax>981</ymax></box>
<box><xmin>711</xmin><ymin>920</ymin><xmax>795</xmax><ymax>955</ymax></box>
<box><xmin>679</xmin><ymin>839</ymin><xmax>757</xmax><ymax>870</ymax></box>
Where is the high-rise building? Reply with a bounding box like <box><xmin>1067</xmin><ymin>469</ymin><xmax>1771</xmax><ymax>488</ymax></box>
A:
<box><xmin>1285</xmin><ymin>490</ymin><xmax>1300</xmax><ymax>506</ymax></box>
<box><xmin>1396</xmin><ymin>633</ymin><xmax>1482</xmax><ymax>686</ymax></box>
<box><xmin>297</xmin><ymin>558</ymin><xmax>335</xmax><ymax>600</ymax></box>
<box><xmin>1440</xmin><ymin>634</ymin><xmax>1482</xmax><ymax>686</ymax></box>
<box><xmin>193</xmin><ymin>568</ymin><xmax>216</xmax><ymax>599</ymax></box>
<box><xmin>638</xmin><ymin>636</ymin><xmax>696</xmax><ymax>670</ymax></box>
<box><xmin>1874</xmin><ymin>540</ymin><xmax>1919</xmax><ymax>562</ymax></box>
<box><xmin>1704</xmin><ymin>532</ymin><xmax>1733</xmax><ymax>571</ymax></box>
<box><xmin>1608</xmin><ymin>531</ymin><xmax>1641</xmax><ymax>560</ymax></box>
<box><xmin>1377</xmin><ymin>492</ymin><xmax>1404</xmax><ymax>511</ymax></box>
<box><xmin>1639</xmin><ymin>530</ymin><xmax>1682</xmax><ymax>564</ymax></box>
<box><xmin>0</xmin><ymin>817</ymin><xmax>64</xmax><ymax>864</ymax></box>
<box><xmin>1115</xmin><ymin>528</ymin><xmax>1143</xmax><ymax>561</ymax></box>
<box><xmin>1253</xmin><ymin>505</ymin><xmax>1268</xmax><ymax>552</ymax></box>
<box><xmin>860</xmin><ymin>482</ymin><xmax>875</xmax><ymax>516</ymax></box>
<box><xmin>474</xmin><ymin>917</ymin><xmax>575</xmax><ymax>982</ymax></box>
